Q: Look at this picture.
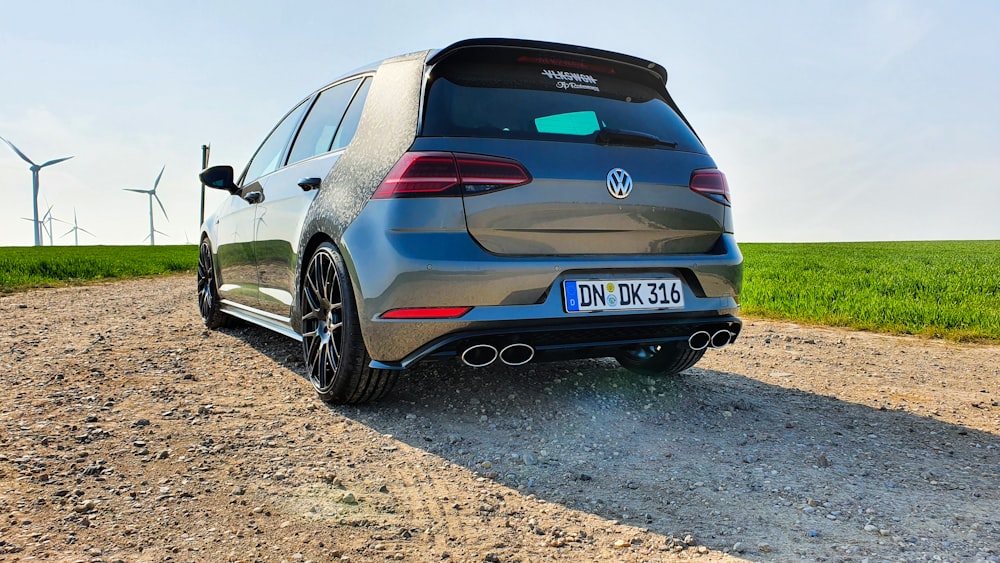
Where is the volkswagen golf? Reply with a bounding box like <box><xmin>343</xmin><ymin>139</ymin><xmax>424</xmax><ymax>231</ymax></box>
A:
<box><xmin>198</xmin><ymin>38</ymin><xmax>743</xmax><ymax>404</ymax></box>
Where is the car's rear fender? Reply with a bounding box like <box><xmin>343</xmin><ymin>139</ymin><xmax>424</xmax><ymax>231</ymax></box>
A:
<box><xmin>290</xmin><ymin>51</ymin><xmax>427</xmax><ymax>334</ymax></box>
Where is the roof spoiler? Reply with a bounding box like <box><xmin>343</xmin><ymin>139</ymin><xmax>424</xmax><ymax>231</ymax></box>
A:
<box><xmin>427</xmin><ymin>38</ymin><xmax>668</xmax><ymax>85</ymax></box>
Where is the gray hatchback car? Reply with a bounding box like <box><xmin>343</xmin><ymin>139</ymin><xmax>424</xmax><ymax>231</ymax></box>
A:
<box><xmin>198</xmin><ymin>38</ymin><xmax>743</xmax><ymax>404</ymax></box>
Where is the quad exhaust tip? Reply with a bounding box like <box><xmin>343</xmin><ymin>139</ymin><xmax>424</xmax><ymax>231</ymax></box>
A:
<box><xmin>711</xmin><ymin>329</ymin><xmax>733</xmax><ymax>349</ymax></box>
<box><xmin>688</xmin><ymin>329</ymin><xmax>734</xmax><ymax>351</ymax></box>
<box><xmin>499</xmin><ymin>343</ymin><xmax>534</xmax><ymax>366</ymax></box>
<box><xmin>461</xmin><ymin>343</ymin><xmax>536</xmax><ymax>367</ymax></box>
<box><xmin>461</xmin><ymin>344</ymin><xmax>498</xmax><ymax>368</ymax></box>
<box><xmin>688</xmin><ymin>331</ymin><xmax>711</xmax><ymax>351</ymax></box>
<box><xmin>461</xmin><ymin>330</ymin><xmax>731</xmax><ymax>366</ymax></box>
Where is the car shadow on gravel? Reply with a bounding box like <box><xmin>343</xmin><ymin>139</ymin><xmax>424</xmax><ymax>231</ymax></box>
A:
<box><xmin>229</xmin><ymin>323</ymin><xmax>1000</xmax><ymax>560</ymax></box>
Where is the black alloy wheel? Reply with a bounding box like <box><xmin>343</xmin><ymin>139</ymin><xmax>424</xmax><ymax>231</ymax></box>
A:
<box><xmin>300</xmin><ymin>242</ymin><xmax>397</xmax><ymax>404</ymax></box>
<box><xmin>197</xmin><ymin>240</ymin><xmax>229</xmax><ymax>329</ymax></box>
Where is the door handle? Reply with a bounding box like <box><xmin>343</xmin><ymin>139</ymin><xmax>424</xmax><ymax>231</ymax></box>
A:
<box><xmin>298</xmin><ymin>177</ymin><xmax>322</xmax><ymax>191</ymax></box>
<box><xmin>244</xmin><ymin>191</ymin><xmax>264</xmax><ymax>204</ymax></box>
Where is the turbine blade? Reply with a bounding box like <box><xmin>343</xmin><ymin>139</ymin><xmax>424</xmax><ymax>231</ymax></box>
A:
<box><xmin>153</xmin><ymin>165</ymin><xmax>165</xmax><ymax>191</ymax></box>
<box><xmin>123</xmin><ymin>188</ymin><xmax>151</xmax><ymax>194</ymax></box>
<box><xmin>154</xmin><ymin>194</ymin><xmax>168</xmax><ymax>220</ymax></box>
<box><xmin>153</xmin><ymin>228</ymin><xmax>168</xmax><ymax>237</ymax></box>
<box><xmin>62</xmin><ymin>227</ymin><xmax>76</xmax><ymax>237</ymax></box>
<box><xmin>78</xmin><ymin>227</ymin><xmax>95</xmax><ymax>237</ymax></box>
<box><xmin>39</xmin><ymin>155</ymin><xmax>73</xmax><ymax>168</ymax></box>
<box><xmin>0</xmin><ymin>135</ymin><xmax>37</xmax><ymax>166</ymax></box>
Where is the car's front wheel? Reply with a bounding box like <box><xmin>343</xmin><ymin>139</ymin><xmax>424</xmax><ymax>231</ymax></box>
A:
<box><xmin>300</xmin><ymin>242</ymin><xmax>398</xmax><ymax>404</ymax></box>
<box><xmin>197</xmin><ymin>240</ymin><xmax>229</xmax><ymax>329</ymax></box>
<box><xmin>615</xmin><ymin>342</ymin><xmax>705</xmax><ymax>377</ymax></box>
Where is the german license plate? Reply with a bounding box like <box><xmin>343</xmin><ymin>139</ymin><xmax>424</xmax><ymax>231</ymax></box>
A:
<box><xmin>563</xmin><ymin>279</ymin><xmax>684</xmax><ymax>313</ymax></box>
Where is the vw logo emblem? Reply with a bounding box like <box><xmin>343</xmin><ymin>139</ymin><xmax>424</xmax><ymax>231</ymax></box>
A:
<box><xmin>606</xmin><ymin>168</ymin><xmax>633</xmax><ymax>199</ymax></box>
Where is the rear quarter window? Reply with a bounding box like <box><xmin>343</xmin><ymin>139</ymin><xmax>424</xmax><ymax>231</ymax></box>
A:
<box><xmin>422</xmin><ymin>60</ymin><xmax>705</xmax><ymax>153</ymax></box>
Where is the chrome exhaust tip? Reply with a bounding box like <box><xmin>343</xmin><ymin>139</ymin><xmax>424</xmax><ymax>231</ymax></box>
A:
<box><xmin>461</xmin><ymin>344</ymin><xmax>498</xmax><ymax>368</ymax></box>
<box><xmin>499</xmin><ymin>343</ymin><xmax>534</xmax><ymax>366</ymax></box>
<box><xmin>688</xmin><ymin>331</ymin><xmax>711</xmax><ymax>351</ymax></box>
<box><xmin>711</xmin><ymin>330</ymin><xmax>733</xmax><ymax>349</ymax></box>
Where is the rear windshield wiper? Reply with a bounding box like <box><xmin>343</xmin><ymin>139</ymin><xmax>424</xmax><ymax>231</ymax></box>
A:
<box><xmin>595</xmin><ymin>127</ymin><xmax>678</xmax><ymax>149</ymax></box>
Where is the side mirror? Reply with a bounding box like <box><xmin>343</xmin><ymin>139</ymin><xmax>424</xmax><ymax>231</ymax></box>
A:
<box><xmin>200</xmin><ymin>165</ymin><xmax>239</xmax><ymax>194</ymax></box>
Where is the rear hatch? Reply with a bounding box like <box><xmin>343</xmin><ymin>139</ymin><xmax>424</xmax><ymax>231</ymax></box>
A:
<box><xmin>416</xmin><ymin>42</ymin><xmax>728</xmax><ymax>256</ymax></box>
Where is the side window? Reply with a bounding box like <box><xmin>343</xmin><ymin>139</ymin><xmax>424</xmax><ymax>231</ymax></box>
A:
<box><xmin>287</xmin><ymin>79</ymin><xmax>361</xmax><ymax>165</ymax></box>
<box><xmin>330</xmin><ymin>78</ymin><xmax>372</xmax><ymax>151</ymax></box>
<box><xmin>242</xmin><ymin>100</ymin><xmax>309</xmax><ymax>184</ymax></box>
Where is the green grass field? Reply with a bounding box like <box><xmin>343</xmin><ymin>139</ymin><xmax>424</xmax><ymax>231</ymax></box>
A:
<box><xmin>0</xmin><ymin>245</ymin><xmax>197</xmax><ymax>293</ymax></box>
<box><xmin>740</xmin><ymin>241</ymin><xmax>1000</xmax><ymax>342</ymax></box>
<box><xmin>1</xmin><ymin>241</ymin><xmax>997</xmax><ymax>342</ymax></box>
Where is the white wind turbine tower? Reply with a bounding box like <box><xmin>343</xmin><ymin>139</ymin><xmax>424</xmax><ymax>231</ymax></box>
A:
<box><xmin>0</xmin><ymin>134</ymin><xmax>73</xmax><ymax>246</ymax></box>
<box><xmin>62</xmin><ymin>208</ymin><xmax>95</xmax><ymax>246</ymax></box>
<box><xmin>124</xmin><ymin>165</ymin><xmax>169</xmax><ymax>245</ymax></box>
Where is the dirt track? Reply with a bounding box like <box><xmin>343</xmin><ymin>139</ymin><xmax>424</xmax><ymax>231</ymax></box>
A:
<box><xmin>1</xmin><ymin>275</ymin><xmax>998</xmax><ymax>562</ymax></box>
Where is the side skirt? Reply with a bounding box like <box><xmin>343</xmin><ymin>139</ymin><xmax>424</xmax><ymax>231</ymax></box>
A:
<box><xmin>220</xmin><ymin>299</ymin><xmax>303</xmax><ymax>342</ymax></box>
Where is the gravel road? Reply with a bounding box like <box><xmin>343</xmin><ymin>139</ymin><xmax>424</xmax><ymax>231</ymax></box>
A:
<box><xmin>1</xmin><ymin>275</ymin><xmax>998</xmax><ymax>562</ymax></box>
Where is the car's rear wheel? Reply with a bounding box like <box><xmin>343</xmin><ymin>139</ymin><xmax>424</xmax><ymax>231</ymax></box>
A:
<box><xmin>300</xmin><ymin>242</ymin><xmax>397</xmax><ymax>404</ymax></box>
<box><xmin>197</xmin><ymin>240</ymin><xmax>229</xmax><ymax>329</ymax></box>
<box><xmin>615</xmin><ymin>342</ymin><xmax>705</xmax><ymax>377</ymax></box>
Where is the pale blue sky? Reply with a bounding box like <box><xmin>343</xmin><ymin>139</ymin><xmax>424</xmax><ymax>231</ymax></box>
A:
<box><xmin>1</xmin><ymin>0</ymin><xmax>998</xmax><ymax>245</ymax></box>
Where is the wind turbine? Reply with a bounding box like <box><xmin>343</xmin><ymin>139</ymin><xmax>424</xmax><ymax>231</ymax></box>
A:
<box><xmin>124</xmin><ymin>165</ymin><xmax>169</xmax><ymax>246</ymax></box>
<box><xmin>42</xmin><ymin>206</ymin><xmax>55</xmax><ymax>245</ymax></box>
<box><xmin>43</xmin><ymin>206</ymin><xmax>67</xmax><ymax>246</ymax></box>
<box><xmin>0</xmin><ymin>134</ymin><xmax>73</xmax><ymax>246</ymax></box>
<box><xmin>21</xmin><ymin>205</ymin><xmax>57</xmax><ymax>246</ymax></box>
<box><xmin>61</xmin><ymin>208</ymin><xmax>95</xmax><ymax>246</ymax></box>
<box><xmin>20</xmin><ymin>216</ymin><xmax>43</xmax><ymax>241</ymax></box>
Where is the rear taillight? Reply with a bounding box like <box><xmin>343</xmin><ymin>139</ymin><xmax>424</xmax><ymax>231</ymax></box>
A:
<box><xmin>455</xmin><ymin>154</ymin><xmax>531</xmax><ymax>194</ymax></box>
<box><xmin>372</xmin><ymin>152</ymin><xmax>531</xmax><ymax>199</ymax></box>
<box><xmin>373</xmin><ymin>152</ymin><xmax>459</xmax><ymax>198</ymax></box>
<box><xmin>689</xmin><ymin>169</ymin><xmax>730</xmax><ymax>203</ymax></box>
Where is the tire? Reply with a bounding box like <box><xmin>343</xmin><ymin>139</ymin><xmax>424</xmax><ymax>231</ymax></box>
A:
<box><xmin>300</xmin><ymin>242</ymin><xmax>398</xmax><ymax>404</ymax></box>
<box><xmin>615</xmin><ymin>342</ymin><xmax>706</xmax><ymax>377</ymax></box>
<box><xmin>197</xmin><ymin>239</ymin><xmax>230</xmax><ymax>329</ymax></box>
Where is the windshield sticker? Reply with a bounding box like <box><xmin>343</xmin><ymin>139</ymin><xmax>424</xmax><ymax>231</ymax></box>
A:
<box><xmin>541</xmin><ymin>69</ymin><xmax>601</xmax><ymax>92</ymax></box>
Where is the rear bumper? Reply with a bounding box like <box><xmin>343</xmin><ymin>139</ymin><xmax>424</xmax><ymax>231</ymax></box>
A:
<box><xmin>369</xmin><ymin>314</ymin><xmax>741</xmax><ymax>369</ymax></box>
<box><xmin>340</xmin><ymin>199</ymin><xmax>743</xmax><ymax>364</ymax></box>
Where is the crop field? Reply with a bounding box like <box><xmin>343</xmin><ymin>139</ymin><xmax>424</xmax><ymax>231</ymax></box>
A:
<box><xmin>740</xmin><ymin>240</ymin><xmax>1000</xmax><ymax>341</ymax></box>
<box><xmin>1</xmin><ymin>241</ymin><xmax>997</xmax><ymax>341</ymax></box>
<box><xmin>0</xmin><ymin>245</ymin><xmax>197</xmax><ymax>293</ymax></box>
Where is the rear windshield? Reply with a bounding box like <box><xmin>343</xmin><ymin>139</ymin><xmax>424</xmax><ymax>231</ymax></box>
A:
<box><xmin>422</xmin><ymin>59</ymin><xmax>705</xmax><ymax>154</ymax></box>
